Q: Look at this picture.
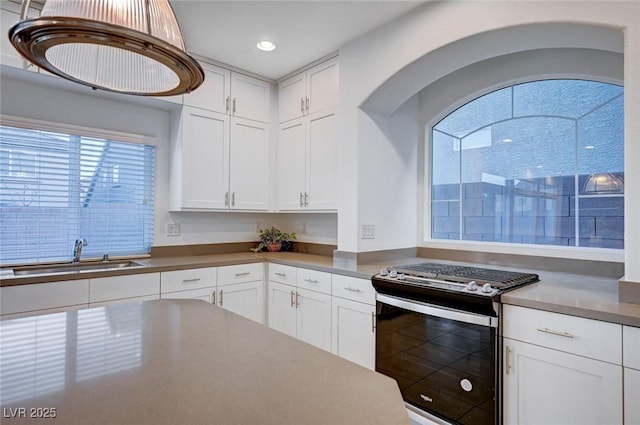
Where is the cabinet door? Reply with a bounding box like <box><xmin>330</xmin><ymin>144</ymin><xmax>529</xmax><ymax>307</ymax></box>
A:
<box><xmin>277</xmin><ymin>118</ymin><xmax>307</xmax><ymax>210</ymax></box>
<box><xmin>0</xmin><ymin>280</ymin><xmax>89</xmax><ymax>316</ymax></box>
<box><xmin>229</xmin><ymin>118</ymin><xmax>269</xmax><ymax>210</ymax></box>
<box><xmin>626</xmin><ymin>367</ymin><xmax>640</xmax><ymax>425</ymax></box>
<box><xmin>183</xmin><ymin>63</ymin><xmax>231</xmax><ymax>114</ymax></box>
<box><xmin>278</xmin><ymin>72</ymin><xmax>306</xmax><ymax>123</ymax></box>
<box><xmin>307</xmin><ymin>59</ymin><xmax>338</xmax><ymax>115</ymax></box>
<box><xmin>89</xmin><ymin>273</ymin><xmax>160</xmax><ymax>304</ymax></box>
<box><xmin>306</xmin><ymin>110</ymin><xmax>337</xmax><ymax>210</ymax></box>
<box><xmin>332</xmin><ymin>297</ymin><xmax>375</xmax><ymax>369</ymax></box>
<box><xmin>218</xmin><ymin>281</ymin><xmax>264</xmax><ymax>324</ymax></box>
<box><xmin>267</xmin><ymin>281</ymin><xmax>297</xmax><ymax>338</ymax></box>
<box><xmin>296</xmin><ymin>287</ymin><xmax>332</xmax><ymax>352</ymax></box>
<box><xmin>231</xmin><ymin>73</ymin><xmax>271</xmax><ymax>123</ymax></box>
<box><xmin>503</xmin><ymin>338</ymin><xmax>623</xmax><ymax>425</ymax></box>
<box><xmin>180</xmin><ymin>106</ymin><xmax>230</xmax><ymax>209</ymax></box>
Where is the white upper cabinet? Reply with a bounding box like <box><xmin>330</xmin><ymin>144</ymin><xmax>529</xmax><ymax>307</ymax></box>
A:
<box><xmin>183</xmin><ymin>62</ymin><xmax>271</xmax><ymax>123</ymax></box>
<box><xmin>230</xmin><ymin>73</ymin><xmax>271</xmax><ymax>123</ymax></box>
<box><xmin>278</xmin><ymin>57</ymin><xmax>338</xmax><ymax>123</ymax></box>
<box><xmin>277</xmin><ymin>110</ymin><xmax>337</xmax><ymax>210</ymax></box>
<box><xmin>183</xmin><ymin>63</ymin><xmax>231</xmax><ymax>113</ymax></box>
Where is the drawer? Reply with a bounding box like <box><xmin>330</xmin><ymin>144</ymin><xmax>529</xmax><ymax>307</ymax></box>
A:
<box><xmin>268</xmin><ymin>263</ymin><xmax>297</xmax><ymax>285</ymax></box>
<box><xmin>624</xmin><ymin>325</ymin><xmax>640</xmax><ymax>369</ymax></box>
<box><xmin>161</xmin><ymin>287</ymin><xmax>216</xmax><ymax>303</ymax></box>
<box><xmin>503</xmin><ymin>304</ymin><xmax>622</xmax><ymax>364</ymax></box>
<box><xmin>0</xmin><ymin>279</ymin><xmax>89</xmax><ymax>315</ymax></box>
<box><xmin>90</xmin><ymin>294</ymin><xmax>159</xmax><ymax>308</ymax></box>
<box><xmin>218</xmin><ymin>263</ymin><xmax>264</xmax><ymax>286</ymax></box>
<box><xmin>161</xmin><ymin>267</ymin><xmax>217</xmax><ymax>293</ymax></box>
<box><xmin>331</xmin><ymin>274</ymin><xmax>376</xmax><ymax>305</ymax></box>
<box><xmin>89</xmin><ymin>273</ymin><xmax>160</xmax><ymax>303</ymax></box>
<box><xmin>297</xmin><ymin>268</ymin><xmax>331</xmax><ymax>295</ymax></box>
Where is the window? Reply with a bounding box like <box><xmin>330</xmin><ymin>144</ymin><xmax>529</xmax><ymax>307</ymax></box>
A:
<box><xmin>430</xmin><ymin>79</ymin><xmax>624</xmax><ymax>249</ymax></box>
<box><xmin>0</xmin><ymin>124</ymin><xmax>154</xmax><ymax>264</ymax></box>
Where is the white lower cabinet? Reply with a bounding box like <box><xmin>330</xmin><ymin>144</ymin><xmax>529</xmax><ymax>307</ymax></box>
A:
<box><xmin>0</xmin><ymin>279</ymin><xmax>89</xmax><ymax>319</ymax></box>
<box><xmin>503</xmin><ymin>305</ymin><xmax>623</xmax><ymax>425</ymax></box>
<box><xmin>267</xmin><ymin>264</ymin><xmax>332</xmax><ymax>352</ymax></box>
<box><xmin>161</xmin><ymin>264</ymin><xmax>265</xmax><ymax>324</ymax></box>
<box><xmin>331</xmin><ymin>274</ymin><xmax>376</xmax><ymax>370</ymax></box>
<box><xmin>624</xmin><ymin>325</ymin><xmax>640</xmax><ymax>425</ymax></box>
<box><xmin>89</xmin><ymin>273</ymin><xmax>160</xmax><ymax>306</ymax></box>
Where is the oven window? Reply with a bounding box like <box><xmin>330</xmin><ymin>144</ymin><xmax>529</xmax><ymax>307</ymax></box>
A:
<box><xmin>376</xmin><ymin>302</ymin><xmax>496</xmax><ymax>425</ymax></box>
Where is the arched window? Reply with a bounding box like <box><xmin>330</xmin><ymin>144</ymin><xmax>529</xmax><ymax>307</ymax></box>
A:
<box><xmin>430</xmin><ymin>79</ymin><xmax>624</xmax><ymax>249</ymax></box>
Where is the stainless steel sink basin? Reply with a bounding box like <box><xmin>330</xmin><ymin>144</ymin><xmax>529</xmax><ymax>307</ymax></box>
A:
<box><xmin>13</xmin><ymin>260</ymin><xmax>143</xmax><ymax>276</ymax></box>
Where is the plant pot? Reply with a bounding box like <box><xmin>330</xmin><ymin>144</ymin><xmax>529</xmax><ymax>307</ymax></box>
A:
<box><xmin>266</xmin><ymin>242</ymin><xmax>282</xmax><ymax>252</ymax></box>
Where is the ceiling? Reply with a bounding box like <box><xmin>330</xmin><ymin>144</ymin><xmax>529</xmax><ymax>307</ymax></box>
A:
<box><xmin>171</xmin><ymin>1</ymin><xmax>424</xmax><ymax>81</ymax></box>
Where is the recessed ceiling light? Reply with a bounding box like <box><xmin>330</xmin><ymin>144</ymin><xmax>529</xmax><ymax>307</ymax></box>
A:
<box><xmin>257</xmin><ymin>40</ymin><xmax>276</xmax><ymax>52</ymax></box>
<box><xmin>502</xmin><ymin>138</ymin><xmax>513</xmax><ymax>143</ymax></box>
<box><xmin>584</xmin><ymin>145</ymin><xmax>595</xmax><ymax>149</ymax></box>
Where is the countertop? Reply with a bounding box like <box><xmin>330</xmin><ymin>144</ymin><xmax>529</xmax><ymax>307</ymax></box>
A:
<box><xmin>2</xmin><ymin>251</ymin><xmax>639</xmax><ymax>327</ymax></box>
<box><xmin>0</xmin><ymin>299</ymin><xmax>410</xmax><ymax>425</ymax></box>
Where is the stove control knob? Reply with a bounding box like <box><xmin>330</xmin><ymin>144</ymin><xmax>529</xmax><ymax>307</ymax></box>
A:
<box><xmin>379</xmin><ymin>268</ymin><xmax>389</xmax><ymax>276</ymax></box>
<box><xmin>482</xmin><ymin>283</ymin><xmax>494</xmax><ymax>293</ymax></box>
<box><xmin>389</xmin><ymin>270</ymin><xmax>398</xmax><ymax>278</ymax></box>
<box><xmin>466</xmin><ymin>281</ymin><xmax>478</xmax><ymax>291</ymax></box>
<box><xmin>397</xmin><ymin>273</ymin><xmax>405</xmax><ymax>280</ymax></box>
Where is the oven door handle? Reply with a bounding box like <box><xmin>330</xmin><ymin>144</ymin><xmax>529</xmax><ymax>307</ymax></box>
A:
<box><xmin>376</xmin><ymin>293</ymin><xmax>498</xmax><ymax>328</ymax></box>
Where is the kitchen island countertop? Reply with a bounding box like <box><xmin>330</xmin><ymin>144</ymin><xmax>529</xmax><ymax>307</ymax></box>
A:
<box><xmin>0</xmin><ymin>299</ymin><xmax>410</xmax><ymax>425</ymax></box>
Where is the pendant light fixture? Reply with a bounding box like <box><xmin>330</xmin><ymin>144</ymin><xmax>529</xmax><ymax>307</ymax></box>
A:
<box><xmin>583</xmin><ymin>173</ymin><xmax>625</xmax><ymax>194</ymax></box>
<box><xmin>8</xmin><ymin>0</ymin><xmax>204</xmax><ymax>96</ymax></box>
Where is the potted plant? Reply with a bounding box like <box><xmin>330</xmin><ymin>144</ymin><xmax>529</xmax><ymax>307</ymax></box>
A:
<box><xmin>251</xmin><ymin>227</ymin><xmax>297</xmax><ymax>253</ymax></box>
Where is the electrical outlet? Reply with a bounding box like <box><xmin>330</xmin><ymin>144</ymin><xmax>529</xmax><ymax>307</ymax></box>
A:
<box><xmin>296</xmin><ymin>222</ymin><xmax>307</xmax><ymax>234</ymax></box>
<box><xmin>166</xmin><ymin>222</ymin><xmax>180</xmax><ymax>237</ymax></box>
<box><xmin>361</xmin><ymin>224</ymin><xmax>375</xmax><ymax>239</ymax></box>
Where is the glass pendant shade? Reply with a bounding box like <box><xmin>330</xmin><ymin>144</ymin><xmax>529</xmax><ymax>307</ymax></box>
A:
<box><xmin>8</xmin><ymin>0</ymin><xmax>204</xmax><ymax>96</ymax></box>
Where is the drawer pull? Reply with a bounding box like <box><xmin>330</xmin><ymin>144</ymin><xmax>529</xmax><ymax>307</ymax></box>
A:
<box><xmin>344</xmin><ymin>287</ymin><xmax>361</xmax><ymax>293</ymax></box>
<box><xmin>274</xmin><ymin>272</ymin><xmax>287</xmax><ymax>277</ymax></box>
<box><xmin>537</xmin><ymin>327</ymin><xmax>574</xmax><ymax>339</ymax></box>
<box><xmin>304</xmin><ymin>279</ymin><xmax>319</xmax><ymax>284</ymax></box>
<box><xmin>371</xmin><ymin>311</ymin><xmax>376</xmax><ymax>333</ymax></box>
<box><xmin>505</xmin><ymin>346</ymin><xmax>512</xmax><ymax>375</ymax></box>
<box><xmin>219</xmin><ymin>290</ymin><xmax>223</xmax><ymax>306</ymax></box>
<box><xmin>235</xmin><ymin>272</ymin><xmax>251</xmax><ymax>277</ymax></box>
<box><xmin>182</xmin><ymin>278</ymin><xmax>201</xmax><ymax>283</ymax></box>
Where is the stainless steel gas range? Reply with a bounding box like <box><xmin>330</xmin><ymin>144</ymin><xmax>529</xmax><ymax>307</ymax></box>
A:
<box><xmin>372</xmin><ymin>262</ymin><xmax>539</xmax><ymax>425</ymax></box>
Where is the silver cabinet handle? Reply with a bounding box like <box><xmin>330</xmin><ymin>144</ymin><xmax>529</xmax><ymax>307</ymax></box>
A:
<box><xmin>505</xmin><ymin>345</ymin><xmax>512</xmax><ymax>375</ymax></box>
<box><xmin>305</xmin><ymin>96</ymin><xmax>309</xmax><ymax>112</ymax></box>
<box><xmin>182</xmin><ymin>278</ymin><xmax>201</xmax><ymax>283</ymax></box>
<box><xmin>300</xmin><ymin>98</ymin><xmax>305</xmax><ymax>113</ymax></box>
<box><xmin>219</xmin><ymin>289</ymin><xmax>223</xmax><ymax>306</ymax></box>
<box><xmin>212</xmin><ymin>290</ymin><xmax>216</xmax><ymax>305</ymax></box>
<box><xmin>304</xmin><ymin>278</ymin><xmax>319</xmax><ymax>284</ymax></box>
<box><xmin>275</xmin><ymin>272</ymin><xmax>286</xmax><ymax>277</ymax></box>
<box><xmin>290</xmin><ymin>290</ymin><xmax>295</xmax><ymax>307</ymax></box>
<box><xmin>226</xmin><ymin>96</ymin><xmax>230</xmax><ymax>113</ymax></box>
<box><xmin>345</xmin><ymin>287</ymin><xmax>361</xmax><ymax>293</ymax></box>
<box><xmin>537</xmin><ymin>327</ymin><xmax>574</xmax><ymax>338</ymax></box>
<box><xmin>225</xmin><ymin>191</ymin><xmax>229</xmax><ymax>207</ymax></box>
<box><xmin>296</xmin><ymin>292</ymin><xmax>300</xmax><ymax>307</ymax></box>
<box><xmin>304</xmin><ymin>192</ymin><xmax>308</xmax><ymax>207</ymax></box>
<box><xmin>232</xmin><ymin>98</ymin><xmax>236</xmax><ymax>114</ymax></box>
<box><xmin>231</xmin><ymin>192</ymin><xmax>235</xmax><ymax>207</ymax></box>
<box><xmin>371</xmin><ymin>311</ymin><xmax>376</xmax><ymax>333</ymax></box>
<box><xmin>299</xmin><ymin>192</ymin><xmax>304</xmax><ymax>207</ymax></box>
<box><xmin>235</xmin><ymin>272</ymin><xmax>251</xmax><ymax>277</ymax></box>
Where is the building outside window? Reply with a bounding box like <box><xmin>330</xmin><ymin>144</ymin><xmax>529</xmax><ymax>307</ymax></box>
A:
<box><xmin>430</xmin><ymin>79</ymin><xmax>624</xmax><ymax>249</ymax></box>
<box><xmin>0</xmin><ymin>123</ymin><xmax>155</xmax><ymax>264</ymax></box>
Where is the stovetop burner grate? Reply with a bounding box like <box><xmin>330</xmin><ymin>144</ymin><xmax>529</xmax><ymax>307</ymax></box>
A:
<box><xmin>394</xmin><ymin>262</ymin><xmax>539</xmax><ymax>289</ymax></box>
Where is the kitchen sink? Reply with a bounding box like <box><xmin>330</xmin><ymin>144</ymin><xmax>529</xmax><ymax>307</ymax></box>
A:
<box><xmin>13</xmin><ymin>260</ymin><xmax>144</xmax><ymax>276</ymax></box>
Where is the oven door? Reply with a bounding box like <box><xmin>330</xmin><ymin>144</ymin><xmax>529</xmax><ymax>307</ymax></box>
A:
<box><xmin>376</xmin><ymin>293</ymin><xmax>499</xmax><ymax>425</ymax></box>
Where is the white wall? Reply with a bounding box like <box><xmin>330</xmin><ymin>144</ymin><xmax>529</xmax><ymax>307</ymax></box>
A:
<box><xmin>0</xmin><ymin>70</ymin><xmax>338</xmax><ymax>249</ymax></box>
<box><xmin>337</xmin><ymin>1</ymin><xmax>639</xmax><ymax>280</ymax></box>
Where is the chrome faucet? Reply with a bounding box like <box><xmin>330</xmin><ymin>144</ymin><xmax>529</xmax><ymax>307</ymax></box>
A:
<box><xmin>72</xmin><ymin>238</ymin><xmax>88</xmax><ymax>263</ymax></box>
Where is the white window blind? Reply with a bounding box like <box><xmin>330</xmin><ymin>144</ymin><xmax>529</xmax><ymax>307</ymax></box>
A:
<box><xmin>0</xmin><ymin>124</ymin><xmax>154</xmax><ymax>264</ymax></box>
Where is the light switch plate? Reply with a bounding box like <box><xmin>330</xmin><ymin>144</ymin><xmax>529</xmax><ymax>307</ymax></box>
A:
<box><xmin>166</xmin><ymin>222</ymin><xmax>180</xmax><ymax>237</ymax></box>
<box><xmin>361</xmin><ymin>224</ymin><xmax>375</xmax><ymax>239</ymax></box>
